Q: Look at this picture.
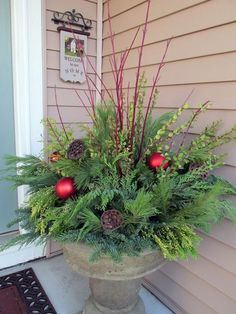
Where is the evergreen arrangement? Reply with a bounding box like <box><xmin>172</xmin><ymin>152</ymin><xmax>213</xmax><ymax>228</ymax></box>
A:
<box><xmin>1</xmin><ymin>0</ymin><xmax>236</xmax><ymax>262</ymax></box>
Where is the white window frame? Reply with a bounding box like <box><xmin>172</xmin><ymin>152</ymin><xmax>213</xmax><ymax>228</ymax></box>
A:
<box><xmin>0</xmin><ymin>0</ymin><xmax>46</xmax><ymax>269</ymax></box>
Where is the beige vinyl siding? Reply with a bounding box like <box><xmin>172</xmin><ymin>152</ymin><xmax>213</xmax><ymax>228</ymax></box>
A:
<box><xmin>102</xmin><ymin>0</ymin><xmax>236</xmax><ymax>313</ymax></box>
<box><xmin>45</xmin><ymin>0</ymin><xmax>97</xmax><ymax>254</ymax></box>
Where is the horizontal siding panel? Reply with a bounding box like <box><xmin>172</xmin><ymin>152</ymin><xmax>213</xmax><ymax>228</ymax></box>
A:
<box><xmin>214</xmin><ymin>166</ymin><xmax>236</xmax><ymax>186</ymax></box>
<box><xmin>105</xmin><ymin>82</ymin><xmax>236</xmax><ymax>110</ymax></box>
<box><xmin>155</xmin><ymin>82</ymin><xmax>236</xmax><ymax>110</ymax></box>
<box><xmin>215</xmin><ymin>142</ymin><xmax>236</xmax><ymax>167</ymax></box>
<box><xmin>46</xmin><ymin>0</ymin><xmax>97</xmax><ymax>21</ymax></box>
<box><xmin>55</xmin><ymin>123</ymin><xmax>92</xmax><ymax>138</ymax></box>
<box><xmin>161</xmin><ymin>262</ymin><xmax>236</xmax><ymax>313</ymax></box>
<box><xmin>48</xmin><ymin>106</ymin><xmax>92</xmax><ymax>123</ymax></box>
<box><xmin>46</xmin><ymin>11</ymin><xmax>98</xmax><ymax>39</ymax></box>
<box><xmin>103</xmin><ymin>0</ymin><xmax>144</xmax><ymax>19</ymax></box>
<box><xmin>178</xmin><ymin>257</ymin><xmax>236</xmax><ymax>301</ymax></box>
<box><xmin>145</xmin><ymin>270</ymin><xmax>217</xmax><ymax>314</ymax></box>
<box><xmin>46</xmin><ymin>50</ymin><xmax>96</xmax><ymax>73</ymax></box>
<box><xmin>150</xmin><ymin>108</ymin><xmax>236</xmax><ymax>133</ymax></box>
<box><xmin>47</xmin><ymin>87</ymin><xmax>95</xmax><ymax>107</ymax></box>
<box><xmin>103</xmin><ymin>0</ymin><xmax>236</xmax><ymax>40</ymax></box>
<box><xmin>198</xmin><ymin>232</ymin><xmax>236</xmax><ymax>275</ymax></box>
<box><xmin>47</xmin><ymin>69</ymin><xmax>96</xmax><ymax>89</ymax></box>
<box><xmin>209</xmin><ymin>220</ymin><xmax>236</xmax><ymax>249</ymax></box>
<box><xmin>103</xmin><ymin>22</ymin><xmax>236</xmax><ymax>64</ymax></box>
<box><xmin>214</xmin><ymin>142</ymin><xmax>236</xmax><ymax>168</ymax></box>
<box><xmin>103</xmin><ymin>52</ymin><xmax>236</xmax><ymax>87</ymax></box>
<box><xmin>103</xmin><ymin>0</ymin><xmax>206</xmax><ymax>21</ymax></box>
<box><xmin>103</xmin><ymin>11</ymin><xmax>236</xmax><ymax>57</ymax></box>
<box><xmin>46</xmin><ymin>31</ymin><xmax>97</xmax><ymax>56</ymax></box>
<box><xmin>103</xmin><ymin>27</ymin><xmax>141</xmax><ymax>56</ymax></box>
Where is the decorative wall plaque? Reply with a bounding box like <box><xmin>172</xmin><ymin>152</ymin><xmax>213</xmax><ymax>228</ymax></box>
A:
<box><xmin>60</xmin><ymin>30</ymin><xmax>87</xmax><ymax>83</ymax></box>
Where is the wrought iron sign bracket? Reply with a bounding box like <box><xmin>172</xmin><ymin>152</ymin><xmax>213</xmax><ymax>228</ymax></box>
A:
<box><xmin>52</xmin><ymin>9</ymin><xmax>92</xmax><ymax>36</ymax></box>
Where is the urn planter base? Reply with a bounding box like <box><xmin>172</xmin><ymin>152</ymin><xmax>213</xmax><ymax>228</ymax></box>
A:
<box><xmin>83</xmin><ymin>278</ymin><xmax>145</xmax><ymax>314</ymax></box>
<box><xmin>83</xmin><ymin>295</ymin><xmax>145</xmax><ymax>314</ymax></box>
<box><xmin>63</xmin><ymin>243</ymin><xmax>165</xmax><ymax>314</ymax></box>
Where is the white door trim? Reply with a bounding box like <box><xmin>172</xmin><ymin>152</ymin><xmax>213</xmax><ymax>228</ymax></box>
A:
<box><xmin>11</xmin><ymin>0</ymin><xmax>44</xmax><ymax>158</ymax></box>
<box><xmin>0</xmin><ymin>0</ymin><xmax>46</xmax><ymax>269</ymax></box>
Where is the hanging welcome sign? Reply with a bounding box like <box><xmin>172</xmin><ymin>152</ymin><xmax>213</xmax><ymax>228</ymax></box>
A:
<box><xmin>60</xmin><ymin>31</ymin><xmax>87</xmax><ymax>83</ymax></box>
<box><xmin>51</xmin><ymin>9</ymin><xmax>92</xmax><ymax>84</ymax></box>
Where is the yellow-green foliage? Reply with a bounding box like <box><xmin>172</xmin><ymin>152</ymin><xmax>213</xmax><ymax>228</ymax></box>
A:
<box><xmin>29</xmin><ymin>186</ymin><xmax>57</xmax><ymax>219</ymax></box>
<box><xmin>144</xmin><ymin>225</ymin><xmax>201</xmax><ymax>260</ymax></box>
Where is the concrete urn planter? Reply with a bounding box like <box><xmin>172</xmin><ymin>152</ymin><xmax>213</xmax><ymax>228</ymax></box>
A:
<box><xmin>63</xmin><ymin>242</ymin><xmax>165</xmax><ymax>314</ymax></box>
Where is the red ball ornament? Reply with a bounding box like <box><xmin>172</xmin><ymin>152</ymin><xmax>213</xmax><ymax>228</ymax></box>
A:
<box><xmin>55</xmin><ymin>177</ymin><xmax>76</xmax><ymax>200</ymax></box>
<box><xmin>148</xmin><ymin>152</ymin><xmax>169</xmax><ymax>170</ymax></box>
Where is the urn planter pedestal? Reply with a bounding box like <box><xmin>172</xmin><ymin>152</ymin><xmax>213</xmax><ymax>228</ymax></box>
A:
<box><xmin>63</xmin><ymin>243</ymin><xmax>165</xmax><ymax>314</ymax></box>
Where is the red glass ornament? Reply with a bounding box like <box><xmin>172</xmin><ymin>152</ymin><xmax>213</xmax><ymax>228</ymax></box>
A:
<box><xmin>148</xmin><ymin>152</ymin><xmax>169</xmax><ymax>170</ymax></box>
<box><xmin>55</xmin><ymin>177</ymin><xmax>76</xmax><ymax>200</ymax></box>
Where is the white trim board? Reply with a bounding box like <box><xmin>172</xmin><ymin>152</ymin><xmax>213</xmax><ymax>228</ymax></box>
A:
<box><xmin>0</xmin><ymin>0</ymin><xmax>46</xmax><ymax>269</ymax></box>
<box><xmin>11</xmin><ymin>0</ymin><xmax>44</xmax><ymax>158</ymax></box>
<box><xmin>0</xmin><ymin>242</ymin><xmax>46</xmax><ymax>270</ymax></box>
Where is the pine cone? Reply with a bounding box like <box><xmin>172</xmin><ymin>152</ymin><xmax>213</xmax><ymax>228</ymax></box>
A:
<box><xmin>67</xmin><ymin>139</ymin><xmax>84</xmax><ymax>160</ymax></box>
<box><xmin>101</xmin><ymin>209</ymin><xmax>123</xmax><ymax>231</ymax></box>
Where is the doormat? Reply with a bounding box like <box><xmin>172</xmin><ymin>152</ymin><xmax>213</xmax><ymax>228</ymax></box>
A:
<box><xmin>0</xmin><ymin>267</ymin><xmax>57</xmax><ymax>314</ymax></box>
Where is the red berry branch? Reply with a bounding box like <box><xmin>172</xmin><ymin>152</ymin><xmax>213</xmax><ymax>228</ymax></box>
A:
<box><xmin>129</xmin><ymin>0</ymin><xmax>151</xmax><ymax>151</ymax></box>
<box><xmin>54</xmin><ymin>86</ymin><xmax>69</xmax><ymax>141</ymax></box>
<box><xmin>73</xmin><ymin>88</ymin><xmax>96</xmax><ymax>124</ymax></box>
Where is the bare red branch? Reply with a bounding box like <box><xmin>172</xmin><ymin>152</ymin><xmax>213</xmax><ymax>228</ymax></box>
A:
<box><xmin>54</xmin><ymin>86</ymin><xmax>69</xmax><ymax>140</ymax></box>
<box><xmin>74</xmin><ymin>89</ymin><xmax>96</xmax><ymax>124</ymax></box>
<box><xmin>129</xmin><ymin>0</ymin><xmax>151</xmax><ymax>150</ymax></box>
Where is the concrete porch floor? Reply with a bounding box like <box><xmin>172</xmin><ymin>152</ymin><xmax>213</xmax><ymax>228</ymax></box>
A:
<box><xmin>0</xmin><ymin>254</ymin><xmax>173</xmax><ymax>314</ymax></box>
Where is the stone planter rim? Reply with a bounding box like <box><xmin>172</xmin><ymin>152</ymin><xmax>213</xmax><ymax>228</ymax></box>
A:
<box><xmin>63</xmin><ymin>241</ymin><xmax>165</xmax><ymax>281</ymax></box>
